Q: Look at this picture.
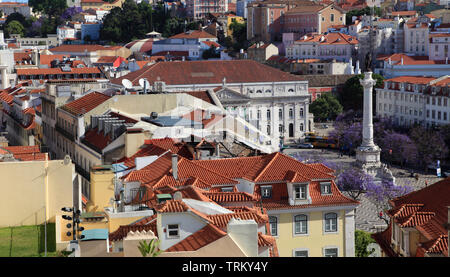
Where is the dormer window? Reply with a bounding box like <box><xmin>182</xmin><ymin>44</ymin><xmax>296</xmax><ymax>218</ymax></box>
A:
<box><xmin>261</xmin><ymin>185</ymin><xmax>272</xmax><ymax>198</ymax></box>
<box><xmin>167</xmin><ymin>224</ymin><xmax>180</xmax><ymax>238</ymax></box>
<box><xmin>221</xmin><ymin>187</ymin><xmax>233</xmax><ymax>192</ymax></box>
<box><xmin>294</xmin><ymin>184</ymin><xmax>307</xmax><ymax>200</ymax></box>
<box><xmin>320</xmin><ymin>182</ymin><xmax>332</xmax><ymax>195</ymax></box>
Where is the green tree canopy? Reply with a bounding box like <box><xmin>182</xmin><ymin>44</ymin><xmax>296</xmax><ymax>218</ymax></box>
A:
<box><xmin>229</xmin><ymin>21</ymin><xmax>248</xmax><ymax>52</ymax></box>
<box><xmin>5</xmin><ymin>20</ymin><xmax>25</xmax><ymax>37</ymax></box>
<box><xmin>346</xmin><ymin>7</ymin><xmax>382</xmax><ymax>24</ymax></box>
<box><xmin>28</xmin><ymin>0</ymin><xmax>67</xmax><ymax>18</ymax></box>
<box><xmin>339</xmin><ymin>73</ymin><xmax>384</xmax><ymax>111</ymax></box>
<box><xmin>5</xmin><ymin>12</ymin><xmax>28</xmax><ymax>27</ymax></box>
<box><xmin>310</xmin><ymin>93</ymin><xmax>343</xmax><ymax>122</ymax></box>
<box><xmin>355</xmin><ymin>230</ymin><xmax>376</xmax><ymax>257</ymax></box>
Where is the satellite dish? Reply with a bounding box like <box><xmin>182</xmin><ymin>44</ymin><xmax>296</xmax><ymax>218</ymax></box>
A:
<box><xmin>121</xmin><ymin>79</ymin><xmax>133</xmax><ymax>89</ymax></box>
<box><xmin>139</xmin><ymin>78</ymin><xmax>150</xmax><ymax>94</ymax></box>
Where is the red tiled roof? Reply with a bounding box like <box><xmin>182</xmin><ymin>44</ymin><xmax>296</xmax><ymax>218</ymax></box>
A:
<box><xmin>417</xmin><ymin>235</ymin><xmax>449</xmax><ymax>256</ymax></box>
<box><xmin>39</xmin><ymin>55</ymin><xmax>66</xmax><ymax>66</ymax></box>
<box><xmin>384</xmin><ymin>76</ymin><xmax>436</xmax><ymax>85</ymax></box>
<box><xmin>203</xmin><ymin>191</ymin><xmax>258</xmax><ymax>203</ymax></box>
<box><xmin>202</xmin><ymin>41</ymin><xmax>221</xmax><ymax>48</ymax></box>
<box><xmin>16</xmin><ymin>67</ymin><xmax>101</xmax><ymax>76</ymax></box>
<box><xmin>81</xmin><ymin>127</ymin><xmax>111</xmax><ymax>152</ymax></box>
<box><xmin>155</xmin><ymin>199</ymin><xmax>189</xmax><ymax>213</ymax></box>
<box><xmin>381</xmin><ymin>178</ymin><xmax>450</xmax><ymax>256</ymax></box>
<box><xmin>169</xmin><ymin>30</ymin><xmax>217</xmax><ymax>39</ymax></box>
<box><xmin>49</xmin><ymin>44</ymin><xmax>119</xmax><ymax>53</ymax></box>
<box><xmin>109</xmin><ymin>220</ymin><xmax>158</xmax><ymax>241</ymax></box>
<box><xmin>371</xmin><ymin>224</ymin><xmax>399</xmax><ymax>257</ymax></box>
<box><xmin>391</xmin><ymin>11</ymin><xmax>417</xmax><ymax>16</ymax></box>
<box><xmin>182</xmin><ymin>109</ymin><xmax>224</xmax><ymax>127</ymax></box>
<box><xmin>258</xmin><ymin>232</ymin><xmax>276</xmax><ymax>247</ymax></box>
<box><xmin>207</xmin><ymin>211</ymin><xmax>268</xmax><ymax>228</ymax></box>
<box><xmin>165</xmin><ymin>223</ymin><xmax>226</xmax><ymax>252</ymax></box>
<box><xmin>378</xmin><ymin>53</ymin><xmax>448</xmax><ymax>66</ymax></box>
<box><xmin>295</xmin><ymin>32</ymin><xmax>358</xmax><ymax>45</ymax></box>
<box><xmin>112</xmin><ymin>60</ymin><xmax>303</xmax><ymax>86</ymax></box>
<box><xmin>60</xmin><ymin>92</ymin><xmax>110</xmax><ymax>116</ymax></box>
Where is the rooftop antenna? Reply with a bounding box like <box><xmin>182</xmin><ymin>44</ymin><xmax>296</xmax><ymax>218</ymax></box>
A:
<box><xmin>138</xmin><ymin>78</ymin><xmax>150</xmax><ymax>94</ymax></box>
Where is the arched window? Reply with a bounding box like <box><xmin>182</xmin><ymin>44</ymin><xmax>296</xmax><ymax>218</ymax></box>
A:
<box><xmin>267</xmin><ymin>125</ymin><xmax>271</xmax><ymax>135</ymax></box>
<box><xmin>267</xmin><ymin>109</ymin><xmax>271</xmax><ymax>120</ymax></box>
<box><xmin>324</xmin><ymin>213</ymin><xmax>338</xmax><ymax>232</ymax></box>
<box><xmin>289</xmin><ymin>108</ymin><xmax>293</xmax><ymax>119</ymax></box>
<box><xmin>256</xmin><ymin>90</ymin><xmax>262</xmax><ymax>93</ymax></box>
<box><xmin>300</xmin><ymin>123</ymin><xmax>304</xmax><ymax>131</ymax></box>
<box><xmin>269</xmin><ymin>216</ymin><xmax>278</xmax><ymax>236</ymax></box>
<box><xmin>288</xmin><ymin>89</ymin><xmax>294</xmax><ymax>93</ymax></box>
<box><xmin>300</xmin><ymin>108</ymin><xmax>304</xmax><ymax>117</ymax></box>
<box><xmin>265</xmin><ymin>89</ymin><xmax>271</xmax><ymax>93</ymax></box>
<box><xmin>294</xmin><ymin>214</ymin><xmax>308</xmax><ymax>234</ymax></box>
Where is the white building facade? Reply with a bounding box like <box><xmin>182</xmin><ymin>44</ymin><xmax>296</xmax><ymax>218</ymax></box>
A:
<box><xmin>286</xmin><ymin>33</ymin><xmax>358</xmax><ymax>63</ymax></box>
<box><xmin>375</xmin><ymin>75</ymin><xmax>450</xmax><ymax>128</ymax></box>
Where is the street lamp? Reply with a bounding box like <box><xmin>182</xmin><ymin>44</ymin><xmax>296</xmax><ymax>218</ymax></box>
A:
<box><xmin>61</xmin><ymin>207</ymin><xmax>85</xmax><ymax>243</ymax></box>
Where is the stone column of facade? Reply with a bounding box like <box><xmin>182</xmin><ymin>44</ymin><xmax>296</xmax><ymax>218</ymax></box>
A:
<box><xmin>0</xmin><ymin>65</ymin><xmax>8</xmax><ymax>89</ymax></box>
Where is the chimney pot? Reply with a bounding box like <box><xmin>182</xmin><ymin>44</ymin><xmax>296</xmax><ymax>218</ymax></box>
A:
<box><xmin>172</xmin><ymin>154</ymin><xmax>178</xmax><ymax>180</ymax></box>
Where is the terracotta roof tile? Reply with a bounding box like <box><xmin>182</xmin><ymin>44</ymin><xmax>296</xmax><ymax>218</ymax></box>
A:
<box><xmin>169</xmin><ymin>30</ymin><xmax>217</xmax><ymax>39</ymax></box>
<box><xmin>16</xmin><ymin>67</ymin><xmax>101</xmax><ymax>76</ymax></box>
<box><xmin>165</xmin><ymin>224</ymin><xmax>226</xmax><ymax>252</ymax></box>
<box><xmin>207</xmin><ymin>211</ymin><xmax>268</xmax><ymax>228</ymax></box>
<box><xmin>112</xmin><ymin>60</ymin><xmax>303</xmax><ymax>86</ymax></box>
<box><xmin>203</xmin><ymin>191</ymin><xmax>258</xmax><ymax>203</ymax></box>
<box><xmin>60</xmin><ymin>92</ymin><xmax>110</xmax><ymax>116</ymax></box>
<box><xmin>155</xmin><ymin>199</ymin><xmax>189</xmax><ymax>213</ymax></box>
<box><xmin>258</xmin><ymin>232</ymin><xmax>276</xmax><ymax>247</ymax></box>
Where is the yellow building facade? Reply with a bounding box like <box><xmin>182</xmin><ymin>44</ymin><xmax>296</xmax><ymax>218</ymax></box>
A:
<box><xmin>269</xmin><ymin>208</ymin><xmax>356</xmax><ymax>257</ymax></box>
<box><xmin>0</xmin><ymin>156</ymin><xmax>75</xmax><ymax>228</ymax></box>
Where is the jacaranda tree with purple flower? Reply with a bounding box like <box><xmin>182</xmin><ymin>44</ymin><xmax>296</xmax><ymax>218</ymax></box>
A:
<box><xmin>336</xmin><ymin>167</ymin><xmax>374</xmax><ymax>200</ymax></box>
<box><xmin>365</xmin><ymin>178</ymin><xmax>413</xmax><ymax>225</ymax></box>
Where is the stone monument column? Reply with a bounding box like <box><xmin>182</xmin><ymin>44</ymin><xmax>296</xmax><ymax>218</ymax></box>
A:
<box><xmin>361</xmin><ymin>72</ymin><xmax>377</xmax><ymax>149</ymax></box>
<box><xmin>356</xmin><ymin>71</ymin><xmax>381</xmax><ymax>177</ymax></box>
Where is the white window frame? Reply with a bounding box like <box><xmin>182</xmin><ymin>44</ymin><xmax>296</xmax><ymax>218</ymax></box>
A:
<box><xmin>320</xmin><ymin>182</ymin><xmax>332</xmax><ymax>195</ymax></box>
<box><xmin>323</xmin><ymin>246</ymin><xmax>339</xmax><ymax>257</ymax></box>
<box><xmin>293</xmin><ymin>213</ymin><xmax>309</xmax><ymax>236</ymax></box>
<box><xmin>293</xmin><ymin>248</ymin><xmax>309</xmax><ymax>257</ymax></box>
<box><xmin>323</xmin><ymin>212</ymin><xmax>339</xmax><ymax>234</ymax></box>
<box><xmin>269</xmin><ymin>215</ymin><xmax>279</xmax><ymax>237</ymax></box>
<box><xmin>167</xmin><ymin>224</ymin><xmax>180</xmax><ymax>238</ymax></box>
<box><xmin>261</xmin><ymin>185</ymin><xmax>272</xmax><ymax>198</ymax></box>
<box><xmin>294</xmin><ymin>184</ymin><xmax>307</xmax><ymax>200</ymax></box>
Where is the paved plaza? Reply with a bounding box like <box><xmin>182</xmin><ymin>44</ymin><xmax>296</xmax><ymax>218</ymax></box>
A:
<box><xmin>283</xmin><ymin>148</ymin><xmax>444</xmax><ymax>233</ymax></box>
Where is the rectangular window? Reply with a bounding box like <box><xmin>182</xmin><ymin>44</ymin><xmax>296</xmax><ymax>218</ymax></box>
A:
<box><xmin>261</xmin><ymin>186</ymin><xmax>272</xmax><ymax>198</ymax></box>
<box><xmin>269</xmin><ymin>216</ymin><xmax>278</xmax><ymax>236</ymax></box>
<box><xmin>294</xmin><ymin>250</ymin><xmax>308</xmax><ymax>257</ymax></box>
<box><xmin>324</xmin><ymin>248</ymin><xmax>338</xmax><ymax>257</ymax></box>
<box><xmin>294</xmin><ymin>185</ymin><xmax>307</xmax><ymax>200</ymax></box>
<box><xmin>167</xmin><ymin>224</ymin><xmax>179</xmax><ymax>238</ymax></box>
<box><xmin>320</xmin><ymin>182</ymin><xmax>332</xmax><ymax>195</ymax></box>
<box><xmin>221</xmin><ymin>187</ymin><xmax>233</xmax><ymax>192</ymax></box>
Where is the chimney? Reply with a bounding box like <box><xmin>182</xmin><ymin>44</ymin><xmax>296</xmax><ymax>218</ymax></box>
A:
<box><xmin>172</xmin><ymin>154</ymin><xmax>178</xmax><ymax>180</ymax></box>
<box><xmin>227</xmin><ymin>218</ymin><xmax>258</xmax><ymax>257</ymax></box>
<box><xmin>401</xmin><ymin>57</ymin><xmax>404</xmax><ymax>65</ymax></box>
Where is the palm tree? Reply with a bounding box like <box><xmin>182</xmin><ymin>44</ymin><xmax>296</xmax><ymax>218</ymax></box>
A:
<box><xmin>137</xmin><ymin>238</ymin><xmax>163</xmax><ymax>257</ymax></box>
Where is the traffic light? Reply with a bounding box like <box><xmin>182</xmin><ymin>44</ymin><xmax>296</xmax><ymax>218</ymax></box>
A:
<box><xmin>61</xmin><ymin>207</ymin><xmax>85</xmax><ymax>241</ymax></box>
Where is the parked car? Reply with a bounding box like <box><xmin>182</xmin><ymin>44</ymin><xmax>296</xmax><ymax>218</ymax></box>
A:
<box><xmin>297</xmin><ymin>143</ymin><xmax>314</xmax><ymax>149</ymax></box>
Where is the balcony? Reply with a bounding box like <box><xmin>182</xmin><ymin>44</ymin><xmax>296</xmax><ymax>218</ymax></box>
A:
<box><xmin>55</xmin><ymin>124</ymin><xmax>74</xmax><ymax>141</ymax></box>
<box><xmin>75</xmin><ymin>163</ymin><xmax>90</xmax><ymax>181</ymax></box>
